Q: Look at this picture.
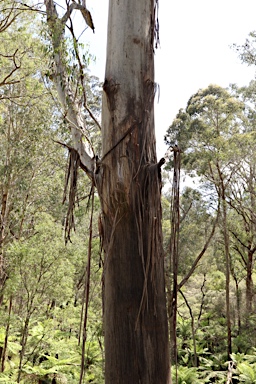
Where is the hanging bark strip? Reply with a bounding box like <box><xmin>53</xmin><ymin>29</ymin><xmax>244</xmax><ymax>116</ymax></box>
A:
<box><xmin>79</xmin><ymin>184</ymin><xmax>94</xmax><ymax>384</ymax></box>
<box><xmin>135</xmin><ymin>159</ymin><xmax>166</xmax><ymax>330</ymax></box>
<box><xmin>62</xmin><ymin>148</ymin><xmax>81</xmax><ymax>243</ymax></box>
<box><xmin>168</xmin><ymin>145</ymin><xmax>181</xmax><ymax>370</ymax></box>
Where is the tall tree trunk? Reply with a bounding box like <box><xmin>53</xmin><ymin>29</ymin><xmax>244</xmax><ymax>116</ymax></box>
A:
<box><xmin>97</xmin><ymin>0</ymin><xmax>170</xmax><ymax>382</ymax></box>
<box><xmin>214</xmin><ymin>163</ymin><xmax>232</xmax><ymax>359</ymax></box>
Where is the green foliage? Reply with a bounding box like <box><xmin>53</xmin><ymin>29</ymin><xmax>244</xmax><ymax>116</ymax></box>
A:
<box><xmin>6</xmin><ymin>213</ymin><xmax>74</xmax><ymax>303</ymax></box>
<box><xmin>230</xmin><ymin>352</ymin><xmax>256</xmax><ymax>383</ymax></box>
<box><xmin>236</xmin><ymin>363</ymin><xmax>256</xmax><ymax>383</ymax></box>
<box><xmin>234</xmin><ymin>31</ymin><xmax>256</xmax><ymax>68</ymax></box>
<box><xmin>165</xmin><ymin>84</ymin><xmax>244</xmax><ymax>179</ymax></box>
<box><xmin>0</xmin><ymin>375</ymin><xmax>18</xmax><ymax>383</ymax></box>
<box><xmin>0</xmin><ymin>210</ymin><xmax>103</xmax><ymax>383</ymax></box>
<box><xmin>172</xmin><ymin>365</ymin><xmax>202</xmax><ymax>384</ymax></box>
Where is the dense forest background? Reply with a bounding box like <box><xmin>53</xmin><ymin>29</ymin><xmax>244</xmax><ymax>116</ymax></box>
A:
<box><xmin>1</xmin><ymin>1</ymin><xmax>256</xmax><ymax>383</ymax></box>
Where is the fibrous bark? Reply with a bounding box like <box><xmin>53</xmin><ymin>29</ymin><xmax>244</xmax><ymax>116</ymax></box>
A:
<box><xmin>97</xmin><ymin>0</ymin><xmax>170</xmax><ymax>382</ymax></box>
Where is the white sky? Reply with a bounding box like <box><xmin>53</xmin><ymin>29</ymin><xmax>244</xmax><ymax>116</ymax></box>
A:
<box><xmin>83</xmin><ymin>0</ymin><xmax>256</xmax><ymax>157</ymax></box>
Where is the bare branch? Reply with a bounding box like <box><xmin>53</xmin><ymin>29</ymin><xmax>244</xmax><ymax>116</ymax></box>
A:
<box><xmin>61</xmin><ymin>1</ymin><xmax>94</xmax><ymax>31</ymax></box>
<box><xmin>178</xmin><ymin>204</ymin><xmax>220</xmax><ymax>291</ymax></box>
<box><xmin>0</xmin><ymin>49</ymin><xmax>21</xmax><ymax>87</ymax></box>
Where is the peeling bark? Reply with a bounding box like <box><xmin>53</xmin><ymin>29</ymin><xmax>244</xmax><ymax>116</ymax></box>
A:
<box><xmin>97</xmin><ymin>0</ymin><xmax>170</xmax><ymax>382</ymax></box>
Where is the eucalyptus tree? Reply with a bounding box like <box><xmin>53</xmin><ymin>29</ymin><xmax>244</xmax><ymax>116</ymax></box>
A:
<box><xmin>42</xmin><ymin>0</ymin><xmax>170</xmax><ymax>383</ymax></box>
<box><xmin>232</xmin><ymin>39</ymin><xmax>256</xmax><ymax>322</ymax></box>
<box><xmin>226</xmin><ymin>84</ymin><xmax>256</xmax><ymax>323</ymax></box>
<box><xmin>165</xmin><ymin>84</ymin><xmax>244</xmax><ymax>359</ymax></box>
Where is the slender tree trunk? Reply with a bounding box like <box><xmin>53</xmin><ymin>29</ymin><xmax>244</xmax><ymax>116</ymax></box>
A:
<box><xmin>1</xmin><ymin>296</ymin><xmax>12</xmax><ymax>372</ymax></box>
<box><xmin>246</xmin><ymin>164</ymin><xmax>256</xmax><ymax>317</ymax></box>
<box><xmin>97</xmin><ymin>0</ymin><xmax>170</xmax><ymax>382</ymax></box>
<box><xmin>221</xmin><ymin>189</ymin><xmax>232</xmax><ymax>359</ymax></box>
<box><xmin>233</xmin><ymin>275</ymin><xmax>241</xmax><ymax>338</ymax></box>
<box><xmin>246</xmin><ymin>249</ymin><xmax>253</xmax><ymax>315</ymax></box>
<box><xmin>17</xmin><ymin>315</ymin><xmax>30</xmax><ymax>383</ymax></box>
<box><xmin>0</xmin><ymin>177</ymin><xmax>11</xmax><ymax>296</ymax></box>
<box><xmin>214</xmin><ymin>162</ymin><xmax>232</xmax><ymax>359</ymax></box>
<box><xmin>167</xmin><ymin>147</ymin><xmax>180</xmax><ymax>366</ymax></box>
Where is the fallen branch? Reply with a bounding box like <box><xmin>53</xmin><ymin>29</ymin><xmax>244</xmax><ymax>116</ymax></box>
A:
<box><xmin>226</xmin><ymin>360</ymin><xmax>234</xmax><ymax>384</ymax></box>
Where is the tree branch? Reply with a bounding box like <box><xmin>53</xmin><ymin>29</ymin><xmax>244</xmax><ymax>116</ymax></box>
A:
<box><xmin>61</xmin><ymin>2</ymin><xmax>94</xmax><ymax>32</ymax></box>
<box><xmin>178</xmin><ymin>204</ymin><xmax>220</xmax><ymax>291</ymax></box>
<box><xmin>0</xmin><ymin>49</ymin><xmax>21</xmax><ymax>87</ymax></box>
<box><xmin>44</xmin><ymin>0</ymin><xmax>94</xmax><ymax>177</ymax></box>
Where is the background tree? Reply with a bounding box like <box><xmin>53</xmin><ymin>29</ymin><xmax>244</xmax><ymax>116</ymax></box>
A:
<box><xmin>165</xmin><ymin>84</ymin><xmax>245</xmax><ymax>359</ymax></box>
